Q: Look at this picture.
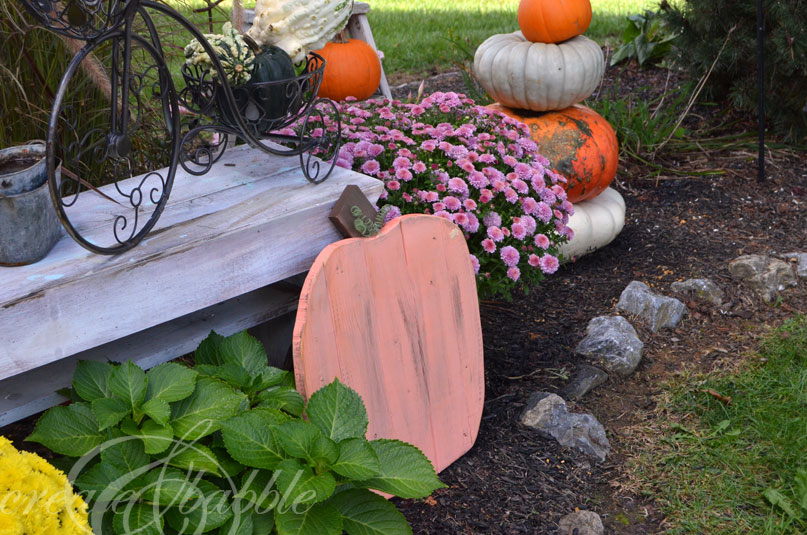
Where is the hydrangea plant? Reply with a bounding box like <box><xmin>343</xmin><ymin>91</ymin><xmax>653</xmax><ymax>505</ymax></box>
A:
<box><xmin>282</xmin><ymin>92</ymin><xmax>574</xmax><ymax>299</ymax></box>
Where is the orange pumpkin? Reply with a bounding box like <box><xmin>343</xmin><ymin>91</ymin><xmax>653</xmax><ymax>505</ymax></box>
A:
<box><xmin>314</xmin><ymin>34</ymin><xmax>381</xmax><ymax>101</ymax></box>
<box><xmin>517</xmin><ymin>0</ymin><xmax>592</xmax><ymax>44</ymax></box>
<box><xmin>489</xmin><ymin>103</ymin><xmax>618</xmax><ymax>203</ymax></box>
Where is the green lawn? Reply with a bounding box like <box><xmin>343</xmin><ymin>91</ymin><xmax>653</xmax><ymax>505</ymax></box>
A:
<box><xmin>162</xmin><ymin>0</ymin><xmax>668</xmax><ymax>77</ymax></box>
<box><xmin>632</xmin><ymin>316</ymin><xmax>807</xmax><ymax>534</ymax></box>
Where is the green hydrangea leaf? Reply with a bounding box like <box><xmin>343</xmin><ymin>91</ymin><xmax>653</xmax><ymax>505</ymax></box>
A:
<box><xmin>221</xmin><ymin>409</ymin><xmax>288</xmax><ymax>470</ymax></box>
<box><xmin>113</xmin><ymin>503</ymin><xmax>164</xmax><ymax>535</ymax></box>
<box><xmin>142</xmin><ymin>398</ymin><xmax>171</xmax><ymax>426</ymax></box>
<box><xmin>257</xmin><ymin>386</ymin><xmax>304</xmax><ymax>417</ymax></box>
<box><xmin>138</xmin><ymin>419</ymin><xmax>174</xmax><ymax>454</ymax></box>
<box><xmin>109</xmin><ymin>361</ymin><xmax>148</xmax><ymax>413</ymax></box>
<box><xmin>236</xmin><ymin>469</ymin><xmax>279</xmax><ymax>510</ymax></box>
<box><xmin>331</xmin><ymin>438</ymin><xmax>380</xmax><ymax>481</ymax></box>
<box><xmin>275</xmin><ymin>421</ymin><xmax>322</xmax><ymax>459</ymax></box>
<box><xmin>74</xmin><ymin>462</ymin><xmax>131</xmax><ymax>497</ymax></box>
<box><xmin>92</xmin><ymin>396</ymin><xmax>130</xmax><ymax>431</ymax></box>
<box><xmin>329</xmin><ymin>488</ymin><xmax>412</xmax><ymax>535</ymax></box>
<box><xmin>251</xmin><ymin>509</ymin><xmax>276</xmax><ymax>534</ymax></box>
<box><xmin>196</xmin><ymin>331</ymin><xmax>226</xmax><ymax>366</ymax></box>
<box><xmin>210</xmin><ymin>445</ymin><xmax>246</xmax><ymax>478</ymax></box>
<box><xmin>137</xmin><ymin>467</ymin><xmax>203</xmax><ymax>506</ymax></box>
<box><xmin>305</xmin><ymin>379</ymin><xmax>368</xmax><ymax>442</ymax></box>
<box><xmin>73</xmin><ymin>360</ymin><xmax>114</xmax><ymax>402</ymax></box>
<box><xmin>219</xmin><ymin>331</ymin><xmax>267</xmax><ymax>376</ymax></box>
<box><xmin>217</xmin><ymin>362</ymin><xmax>254</xmax><ymax>390</ymax></box>
<box><xmin>146</xmin><ymin>362</ymin><xmax>198</xmax><ymax>403</ymax></box>
<box><xmin>274</xmin><ymin>501</ymin><xmax>342</xmax><ymax>535</ymax></box>
<box><xmin>253</xmin><ymin>367</ymin><xmax>289</xmax><ymax>391</ymax></box>
<box><xmin>166</xmin><ymin>480</ymin><xmax>233</xmax><ymax>533</ymax></box>
<box><xmin>27</xmin><ymin>403</ymin><xmax>104</xmax><ymax>457</ymax></box>
<box><xmin>274</xmin><ymin>459</ymin><xmax>335</xmax><ymax>506</ymax></box>
<box><xmin>166</xmin><ymin>443</ymin><xmax>223</xmax><ymax>476</ymax></box>
<box><xmin>355</xmin><ymin>439</ymin><xmax>445</xmax><ymax>499</ymax></box>
<box><xmin>100</xmin><ymin>434</ymin><xmax>149</xmax><ymax>473</ymax></box>
<box><xmin>194</xmin><ymin>364</ymin><xmax>221</xmax><ymax>378</ymax></box>
<box><xmin>309</xmin><ymin>436</ymin><xmax>339</xmax><ymax>472</ymax></box>
<box><xmin>219</xmin><ymin>510</ymin><xmax>254</xmax><ymax>535</ymax></box>
<box><xmin>170</xmin><ymin>377</ymin><xmax>247</xmax><ymax>440</ymax></box>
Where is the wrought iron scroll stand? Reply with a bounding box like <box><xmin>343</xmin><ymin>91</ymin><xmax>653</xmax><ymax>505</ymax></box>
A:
<box><xmin>18</xmin><ymin>0</ymin><xmax>342</xmax><ymax>255</ymax></box>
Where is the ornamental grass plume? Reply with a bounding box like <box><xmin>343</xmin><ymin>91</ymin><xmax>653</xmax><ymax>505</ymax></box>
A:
<box><xmin>0</xmin><ymin>436</ymin><xmax>90</xmax><ymax>535</ymax></box>
<box><xmin>282</xmin><ymin>91</ymin><xmax>574</xmax><ymax>299</ymax></box>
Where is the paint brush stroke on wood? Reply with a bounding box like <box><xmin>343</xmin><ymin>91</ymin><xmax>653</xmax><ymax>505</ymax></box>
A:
<box><xmin>293</xmin><ymin>214</ymin><xmax>484</xmax><ymax>473</ymax></box>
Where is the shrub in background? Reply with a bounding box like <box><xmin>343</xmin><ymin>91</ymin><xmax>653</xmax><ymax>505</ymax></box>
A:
<box><xmin>286</xmin><ymin>92</ymin><xmax>574</xmax><ymax>300</ymax></box>
<box><xmin>663</xmin><ymin>0</ymin><xmax>807</xmax><ymax>142</ymax></box>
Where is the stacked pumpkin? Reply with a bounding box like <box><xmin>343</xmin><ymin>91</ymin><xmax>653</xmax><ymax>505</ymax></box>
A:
<box><xmin>474</xmin><ymin>0</ymin><xmax>624</xmax><ymax>257</ymax></box>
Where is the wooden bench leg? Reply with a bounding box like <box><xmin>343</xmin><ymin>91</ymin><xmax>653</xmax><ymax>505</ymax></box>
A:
<box><xmin>347</xmin><ymin>12</ymin><xmax>392</xmax><ymax>100</ymax></box>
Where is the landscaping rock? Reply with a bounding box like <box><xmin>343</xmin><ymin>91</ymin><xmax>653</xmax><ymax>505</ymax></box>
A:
<box><xmin>616</xmin><ymin>280</ymin><xmax>688</xmax><ymax>331</ymax></box>
<box><xmin>575</xmin><ymin>316</ymin><xmax>644</xmax><ymax>376</ymax></box>
<box><xmin>563</xmin><ymin>365</ymin><xmax>609</xmax><ymax>400</ymax></box>
<box><xmin>728</xmin><ymin>255</ymin><xmax>797</xmax><ymax>303</ymax></box>
<box><xmin>521</xmin><ymin>393</ymin><xmax>610</xmax><ymax>462</ymax></box>
<box><xmin>781</xmin><ymin>252</ymin><xmax>807</xmax><ymax>278</ymax></box>
<box><xmin>670</xmin><ymin>278</ymin><xmax>725</xmax><ymax>306</ymax></box>
<box><xmin>558</xmin><ymin>510</ymin><xmax>605</xmax><ymax>535</ymax></box>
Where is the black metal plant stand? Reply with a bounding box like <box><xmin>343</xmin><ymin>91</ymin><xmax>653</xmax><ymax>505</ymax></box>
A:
<box><xmin>18</xmin><ymin>0</ymin><xmax>342</xmax><ymax>255</ymax></box>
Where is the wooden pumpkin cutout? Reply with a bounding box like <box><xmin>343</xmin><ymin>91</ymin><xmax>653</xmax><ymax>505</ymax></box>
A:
<box><xmin>292</xmin><ymin>214</ymin><xmax>484</xmax><ymax>473</ymax></box>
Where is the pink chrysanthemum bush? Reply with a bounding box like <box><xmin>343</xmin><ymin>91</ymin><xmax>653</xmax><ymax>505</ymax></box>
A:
<box><xmin>285</xmin><ymin>92</ymin><xmax>575</xmax><ymax>298</ymax></box>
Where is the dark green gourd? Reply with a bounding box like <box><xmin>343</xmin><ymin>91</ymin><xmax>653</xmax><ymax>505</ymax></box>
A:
<box><xmin>250</xmin><ymin>45</ymin><xmax>296</xmax><ymax>128</ymax></box>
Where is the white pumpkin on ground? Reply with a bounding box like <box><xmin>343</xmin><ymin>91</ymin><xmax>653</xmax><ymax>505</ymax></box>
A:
<box><xmin>558</xmin><ymin>187</ymin><xmax>625</xmax><ymax>260</ymax></box>
<box><xmin>474</xmin><ymin>31</ymin><xmax>604</xmax><ymax>111</ymax></box>
<box><xmin>248</xmin><ymin>0</ymin><xmax>354</xmax><ymax>63</ymax></box>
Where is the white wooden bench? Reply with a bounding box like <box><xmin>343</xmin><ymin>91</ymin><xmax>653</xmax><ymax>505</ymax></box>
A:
<box><xmin>0</xmin><ymin>144</ymin><xmax>382</xmax><ymax>427</ymax></box>
<box><xmin>243</xmin><ymin>2</ymin><xmax>392</xmax><ymax>100</ymax></box>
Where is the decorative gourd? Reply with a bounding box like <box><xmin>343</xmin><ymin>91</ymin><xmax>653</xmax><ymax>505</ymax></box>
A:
<box><xmin>313</xmin><ymin>33</ymin><xmax>381</xmax><ymax>101</ymax></box>
<box><xmin>250</xmin><ymin>44</ymin><xmax>296</xmax><ymax>123</ymax></box>
<box><xmin>488</xmin><ymin>103</ymin><xmax>618</xmax><ymax>203</ymax></box>
<box><xmin>518</xmin><ymin>0</ymin><xmax>592</xmax><ymax>43</ymax></box>
<box><xmin>474</xmin><ymin>31</ymin><xmax>604</xmax><ymax>111</ymax></box>
<box><xmin>293</xmin><ymin>214</ymin><xmax>484</xmax><ymax>473</ymax></box>
<box><xmin>248</xmin><ymin>0</ymin><xmax>354</xmax><ymax>63</ymax></box>
<box><xmin>557</xmin><ymin>187</ymin><xmax>625</xmax><ymax>260</ymax></box>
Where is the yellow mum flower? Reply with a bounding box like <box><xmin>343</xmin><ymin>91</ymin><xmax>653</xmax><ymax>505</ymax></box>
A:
<box><xmin>0</xmin><ymin>437</ymin><xmax>91</xmax><ymax>535</ymax></box>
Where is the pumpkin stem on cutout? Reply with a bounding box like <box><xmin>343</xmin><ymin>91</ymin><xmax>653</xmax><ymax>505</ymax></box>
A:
<box><xmin>333</xmin><ymin>30</ymin><xmax>350</xmax><ymax>44</ymax></box>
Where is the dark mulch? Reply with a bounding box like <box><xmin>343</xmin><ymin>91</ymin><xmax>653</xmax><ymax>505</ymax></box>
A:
<box><xmin>388</xmin><ymin>63</ymin><xmax>807</xmax><ymax>533</ymax></box>
<box><xmin>4</xmin><ymin>63</ymin><xmax>807</xmax><ymax>534</ymax></box>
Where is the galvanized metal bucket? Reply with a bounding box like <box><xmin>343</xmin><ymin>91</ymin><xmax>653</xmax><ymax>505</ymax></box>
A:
<box><xmin>0</xmin><ymin>143</ymin><xmax>63</xmax><ymax>266</ymax></box>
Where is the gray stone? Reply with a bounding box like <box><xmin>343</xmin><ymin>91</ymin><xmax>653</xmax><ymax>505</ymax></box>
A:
<box><xmin>616</xmin><ymin>281</ymin><xmax>688</xmax><ymax>332</ymax></box>
<box><xmin>575</xmin><ymin>316</ymin><xmax>644</xmax><ymax>376</ymax></box>
<box><xmin>670</xmin><ymin>278</ymin><xmax>724</xmax><ymax>306</ymax></box>
<box><xmin>558</xmin><ymin>510</ymin><xmax>605</xmax><ymax>535</ymax></box>
<box><xmin>728</xmin><ymin>255</ymin><xmax>797</xmax><ymax>303</ymax></box>
<box><xmin>521</xmin><ymin>393</ymin><xmax>610</xmax><ymax>462</ymax></box>
<box><xmin>781</xmin><ymin>252</ymin><xmax>807</xmax><ymax>278</ymax></box>
<box><xmin>563</xmin><ymin>365</ymin><xmax>609</xmax><ymax>400</ymax></box>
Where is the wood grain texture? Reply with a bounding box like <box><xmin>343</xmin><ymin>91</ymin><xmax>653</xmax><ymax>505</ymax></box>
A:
<box><xmin>0</xmin><ymin>144</ymin><xmax>383</xmax><ymax>380</ymax></box>
<box><xmin>293</xmin><ymin>214</ymin><xmax>484</xmax><ymax>473</ymax></box>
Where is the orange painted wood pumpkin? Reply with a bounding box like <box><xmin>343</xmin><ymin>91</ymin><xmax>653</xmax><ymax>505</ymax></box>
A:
<box><xmin>292</xmin><ymin>214</ymin><xmax>484</xmax><ymax>473</ymax></box>
<box><xmin>314</xmin><ymin>32</ymin><xmax>381</xmax><ymax>101</ymax></box>
<box><xmin>518</xmin><ymin>0</ymin><xmax>592</xmax><ymax>44</ymax></box>
<box><xmin>489</xmin><ymin>103</ymin><xmax>619</xmax><ymax>203</ymax></box>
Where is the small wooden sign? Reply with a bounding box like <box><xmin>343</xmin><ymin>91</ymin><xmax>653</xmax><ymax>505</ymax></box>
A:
<box><xmin>328</xmin><ymin>185</ymin><xmax>380</xmax><ymax>238</ymax></box>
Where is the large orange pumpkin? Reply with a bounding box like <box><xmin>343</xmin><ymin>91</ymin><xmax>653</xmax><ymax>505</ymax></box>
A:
<box><xmin>489</xmin><ymin>103</ymin><xmax>618</xmax><ymax>203</ymax></box>
<box><xmin>313</xmin><ymin>34</ymin><xmax>381</xmax><ymax>101</ymax></box>
<box><xmin>517</xmin><ymin>0</ymin><xmax>592</xmax><ymax>44</ymax></box>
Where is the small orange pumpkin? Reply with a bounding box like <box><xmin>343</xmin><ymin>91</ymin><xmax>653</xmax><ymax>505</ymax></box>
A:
<box><xmin>489</xmin><ymin>103</ymin><xmax>618</xmax><ymax>203</ymax></box>
<box><xmin>313</xmin><ymin>33</ymin><xmax>381</xmax><ymax>101</ymax></box>
<box><xmin>517</xmin><ymin>0</ymin><xmax>592</xmax><ymax>44</ymax></box>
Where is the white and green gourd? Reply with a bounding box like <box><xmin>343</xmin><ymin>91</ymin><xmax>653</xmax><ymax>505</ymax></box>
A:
<box><xmin>558</xmin><ymin>187</ymin><xmax>625</xmax><ymax>261</ymax></box>
<box><xmin>474</xmin><ymin>31</ymin><xmax>604</xmax><ymax>111</ymax></box>
<box><xmin>247</xmin><ymin>0</ymin><xmax>354</xmax><ymax>63</ymax></box>
<box><xmin>184</xmin><ymin>22</ymin><xmax>256</xmax><ymax>86</ymax></box>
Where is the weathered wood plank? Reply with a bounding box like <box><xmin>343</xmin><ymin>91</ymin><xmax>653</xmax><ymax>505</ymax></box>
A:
<box><xmin>293</xmin><ymin>214</ymin><xmax>484</xmax><ymax>473</ymax></box>
<box><xmin>0</xmin><ymin>283</ymin><xmax>299</xmax><ymax>427</ymax></box>
<box><xmin>0</xmin><ymin>145</ymin><xmax>383</xmax><ymax>380</ymax></box>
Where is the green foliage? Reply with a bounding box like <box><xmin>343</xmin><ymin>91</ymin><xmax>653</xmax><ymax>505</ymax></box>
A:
<box><xmin>663</xmin><ymin>0</ymin><xmax>807</xmax><ymax>142</ymax></box>
<box><xmin>611</xmin><ymin>10</ymin><xmax>679</xmax><ymax>67</ymax></box>
<box><xmin>28</xmin><ymin>330</ymin><xmax>443</xmax><ymax>535</ymax></box>
<box><xmin>634</xmin><ymin>316</ymin><xmax>807</xmax><ymax>534</ymax></box>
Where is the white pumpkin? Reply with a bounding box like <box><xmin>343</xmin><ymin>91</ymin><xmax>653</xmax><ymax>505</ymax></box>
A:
<box><xmin>247</xmin><ymin>0</ymin><xmax>353</xmax><ymax>63</ymax></box>
<box><xmin>558</xmin><ymin>187</ymin><xmax>625</xmax><ymax>260</ymax></box>
<box><xmin>474</xmin><ymin>31</ymin><xmax>604</xmax><ymax>111</ymax></box>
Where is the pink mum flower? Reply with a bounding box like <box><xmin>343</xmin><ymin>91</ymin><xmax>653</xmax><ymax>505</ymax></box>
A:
<box><xmin>507</xmin><ymin>266</ymin><xmax>521</xmax><ymax>281</ymax></box>
<box><xmin>483</xmin><ymin>212</ymin><xmax>502</xmax><ymax>228</ymax></box>
<box><xmin>522</xmin><ymin>197</ymin><xmax>538</xmax><ymax>215</ymax></box>
<box><xmin>500</xmin><ymin>245</ymin><xmax>519</xmax><ymax>267</ymax></box>
<box><xmin>443</xmin><ymin>196</ymin><xmax>462</xmax><ymax>211</ymax></box>
<box><xmin>528</xmin><ymin>254</ymin><xmax>540</xmax><ymax>267</ymax></box>
<box><xmin>463</xmin><ymin>199</ymin><xmax>477</xmax><ymax>211</ymax></box>
<box><xmin>448</xmin><ymin>178</ymin><xmax>469</xmax><ymax>196</ymax></box>
<box><xmin>469</xmin><ymin>254</ymin><xmax>480</xmax><ymax>274</ymax></box>
<box><xmin>386</xmin><ymin>180</ymin><xmax>401</xmax><ymax>191</ymax></box>
<box><xmin>511</xmin><ymin>178</ymin><xmax>529</xmax><ymax>195</ymax></box>
<box><xmin>539</xmin><ymin>254</ymin><xmax>559</xmax><ymax>274</ymax></box>
<box><xmin>487</xmin><ymin>226</ymin><xmax>504</xmax><ymax>242</ymax></box>
<box><xmin>468</xmin><ymin>171</ymin><xmax>488</xmax><ymax>189</ymax></box>
<box><xmin>535</xmin><ymin>202</ymin><xmax>553</xmax><ymax>223</ymax></box>
<box><xmin>413</xmin><ymin>161</ymin><xmax>427</xmax><ymax>173</ymax></box>
<box><xmin>393</xmin><ymin>156</ymin><xmax>412</xmax><ymax>170</ymax></box>
<box><xmin>504</xmin><ymin>188</ymin><xmax>519</xmax><ymax>204</ymax></box>
<box><xmin>481</xmin><ymin>238</ymin><xmax>496</xmax><ymax>253</ymax></box>
<box><xmin>521</xmin><ymin>215</ymin><xmax>537</xmax><ymax>235</ymax></box>
<box><xmin>479</xmin><ymin>189</ymin><xmax>494</xmax><ymax>203</ymax></box>
<box><xmin>361</xmin><ymin>159</ymin><xmax>380</xmax><ymax>176</ymax></box>
<box><xmin>395</xmin><ymin>168</ymin><xmax>413</xmax><ymax>181</ymax></box>
<box><xmin>534</xmin><ymin>234</ymin><xmax>550</xmax><ymax>249</ymax></box>
<box><xmin>512</xmin><ymin>223</ymin><xmax>527</xmax><ymax>240</ymax></box>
